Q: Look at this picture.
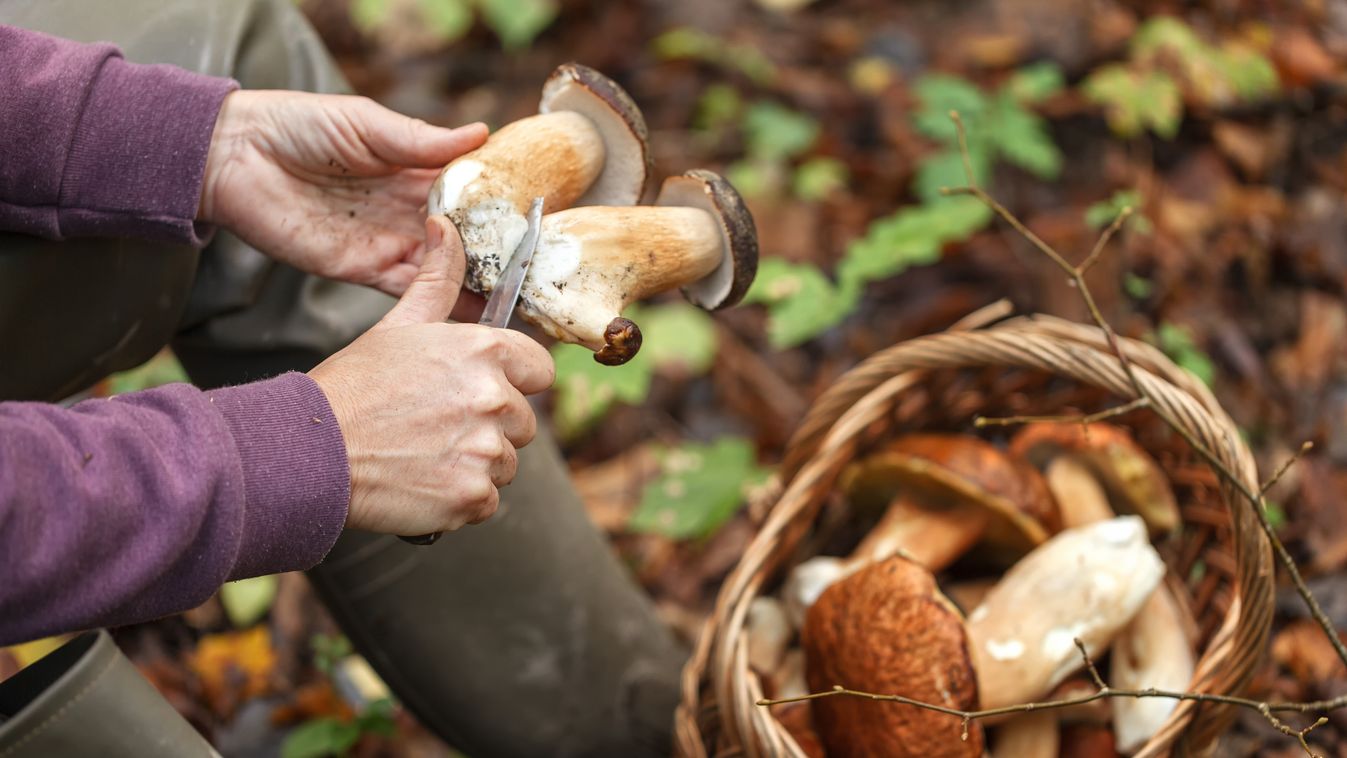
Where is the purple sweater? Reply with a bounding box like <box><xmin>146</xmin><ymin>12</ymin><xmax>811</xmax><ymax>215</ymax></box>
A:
<box><xmin>0</xmin><ymin>26</ymin><xmax>351</xmax><ymax>645</ymax></box>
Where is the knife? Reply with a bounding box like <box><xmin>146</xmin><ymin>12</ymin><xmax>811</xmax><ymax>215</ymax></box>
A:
<box><xmin>400</xmin><ymin>196</ymin><xmax>546</xmax><ymax>546</ymax></box>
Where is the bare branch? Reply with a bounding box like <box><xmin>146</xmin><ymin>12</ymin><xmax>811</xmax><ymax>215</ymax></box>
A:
<box><xmin>1079</xmin><ymin>206</ymin><xmax>1133</xmax><ymax>275</ymax></box>
<box><xmin>973</xmin><ymin>397</ymin><xmax>1149</xmax><ymax>429</ymax></box>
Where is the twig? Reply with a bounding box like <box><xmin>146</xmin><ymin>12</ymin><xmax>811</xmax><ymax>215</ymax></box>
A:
<box><xmin>1261</xmin><ymin>442</ymin><xmax>1314</xmax><ymax>497</ymax></box>
<box><xmin>758</xmin><ymin>640</ymin><xmax>1331</xmax><ymax>757</ymax></box>
<box><xmin>944</xmin><ymin>110</ymin><xmax>1347</xmax><ymax>675</ymax></box>
<box><xmin>973</xmin><ymin>397</ymin><xmax>1149</xmax><ymax>429</ymax></box>
<box><xmin>762</xmin><ymin>110</ymin><xmax>1347</xmax><ymax>756</ymax></box>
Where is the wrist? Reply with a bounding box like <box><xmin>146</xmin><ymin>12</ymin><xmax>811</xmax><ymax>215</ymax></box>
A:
<box><xmin>199</xmin><ymin>90</ymin><xmax>252</xmax><ymax>225</ymax></box>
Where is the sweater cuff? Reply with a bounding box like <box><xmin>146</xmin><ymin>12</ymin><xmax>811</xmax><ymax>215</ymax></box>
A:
<box><xmin>59</xmin><ymin>54</ymin><xmax>236</xmax><ymax>246</ymax></box>
<box><xmin>207</xmin><ymin>373</ymin><xmax>350</xmax><ymax>579</ymax></box>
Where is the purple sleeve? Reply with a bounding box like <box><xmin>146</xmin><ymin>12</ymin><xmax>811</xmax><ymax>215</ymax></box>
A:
<box><xmin>0</xmin><ymin>374</ymin><xmax>351</xmax><ymax>645</ymax></box>
<box><xmin>0</xmin><ymin>24</ymin><xmax>236</xmax><ymax>246</ymax></box>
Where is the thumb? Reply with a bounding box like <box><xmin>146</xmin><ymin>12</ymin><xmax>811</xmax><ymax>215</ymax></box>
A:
<box><xmin>376</xmin><ymin>216</ymin><xmax>465</xmax><ymax>329</ymax></box>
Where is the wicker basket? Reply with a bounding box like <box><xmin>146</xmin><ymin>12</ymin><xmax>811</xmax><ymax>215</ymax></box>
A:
<box><xmin>675</xmin><ymin>310</ymin><xmax>1275</xmax><ymax>758</ymax></box>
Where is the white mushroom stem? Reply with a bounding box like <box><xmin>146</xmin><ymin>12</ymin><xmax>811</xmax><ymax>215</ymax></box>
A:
<box><xmin>1046</xmin><ymin>456</ymin><xmax>1116</xmax><ymax>529</ymax></box>
<box><xmin>991</xmin><ymin>711</ymin><xmax>1059</xmax><ymax>758</ymax></box>
<box><xmin>848</xmin><ymin>497</ymin><xmax>988</xmax><ymax>572</ymax></box>
<box><xmin>1044</xmin><ymin>458</ymin><xmax>1196</xmax><ymax>753</ymax></box>
<box><xmin>1111</xmin><ymin>585</ymin><xmax>1196</xmax><ymax>754</ymax></box>
<box><xmin>965</xmin><ymin>516</ymin><xmax>1164</xmax><ymax>709</ymax></box>
<box><xmin>514</xmin><ymin>206</ymin><xmax>723</xmax><ymax>359</ymax></box>
<box><xmin>782</xmin><ymin>556</ymin><xmax>849</xmax><ymax>630</ymax></box>
<box><xmin>745</xmin><ymin>597</ymin><xmax>792</xmax><ymax>675</ymax></box>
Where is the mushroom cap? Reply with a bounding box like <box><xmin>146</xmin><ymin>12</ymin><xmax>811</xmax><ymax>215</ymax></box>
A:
<box><xmin>803</xmin><ymin>555</ymin><xmax>983</xmax><ymax>758</ymax></box>
<box><xmin>797</xmin><ymin>554</ymin><xmax>980</xmax><ymax>753</ymax></box>
<box><xmin>842</xmin><ymin>434</ymin><xmax>1061</xmax><ymax>561</ymax></box>
<box><xmin>655</xmin><ymin>170</ymin><xmax>759</xmax><ymax>310</ymax></box>
<box><xmin>539</xmin><ymin>63</ymin><xmax>650</xmax><ymax>206</ymax></box>
<box><xmin>1010</xmin><ymin>422</ymin><xmax>1180</xmax><ymax>536</ymax></box>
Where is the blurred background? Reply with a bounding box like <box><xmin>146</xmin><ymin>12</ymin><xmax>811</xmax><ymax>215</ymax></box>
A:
<box><xmin>5</xmin><ymin>0</ymin><xmax>1347</xmax><ymax>755</ymax></box>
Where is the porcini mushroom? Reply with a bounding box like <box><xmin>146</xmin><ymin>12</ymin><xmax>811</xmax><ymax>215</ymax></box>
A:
<box><xmin>782</xmin><ymin>434</ymin><xmax>1059</xmax><ymax>628</ymax></box>
<box><xmin>428</xmin><ymin>63</ymin><xmax>649</xmax><ymax>251</ymax></box>
<box><xmin>1042</xmin><ymin>456</ymin><xmax>1196</xmax><ymax>753</ymax></box>
<box><xmin>991</xmin><ymin>711</ymin><xmax>1060</xmax><ymax>758</ymax></box>
<box><xmin>802</xmin><ymin>555</ymin><xmax>983</xmax><ymax>757</ymax></box>
<box><xmin>1011</xmin><ymin>423</ymin><xmax>1181</xmax><ymax>535</ymax></box>
<box><xmin>1110</xmin><ymin>582</ymin><xmax>1196</xmax><ymax>754</ymax></box>
<box><xmin>511</xmin><ymin>170</ymin><xmax>758</xmax><ymax>365</ymax></box>
<box><xmin>842</xmin><ymin>434</ymin><xmax>1062</xmax><ymax>569</ymax></box>
<box><xmin>965</xmin><ymin>516</ymin><xmax>1164</xmax><ymax>709</ymax></box>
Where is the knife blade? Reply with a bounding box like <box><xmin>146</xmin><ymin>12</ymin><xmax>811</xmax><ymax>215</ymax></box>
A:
<box><xmin>400</xmin><ymin>196</ymin><xmax>545</xmax><ymax>547</ymax></box>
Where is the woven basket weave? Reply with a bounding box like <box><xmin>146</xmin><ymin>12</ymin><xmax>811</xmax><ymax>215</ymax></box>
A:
<box><xmin>674</xmin><ymin>310</ymin><xmax>1274</xmax><ymax>758</ymax></box>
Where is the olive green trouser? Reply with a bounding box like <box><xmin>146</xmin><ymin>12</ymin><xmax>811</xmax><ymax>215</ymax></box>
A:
<box><xmin>0</xmin><ymin>1</ymin><xmax>684</xmax><ymax>755</ymax></box>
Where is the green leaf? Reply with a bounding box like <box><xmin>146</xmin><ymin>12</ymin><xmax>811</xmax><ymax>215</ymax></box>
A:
<box><xmin>1082</xmin><ymin>65</ymin><xmax>1182</xmax><ymax>139</ymax></box>
<box><xmin>220</xmin><ymin>574</ymin><xmax>278</xmax><ymax>628</ymax></box>
<box><xmin>913</xmin><ymin>75</ymin><xmax>988</xmax><ymax>143</ymax></box>
<box><xmin>476</xmin><ymin>0</ymin><xmax>556</xmax><ymax>50</ymax></box>
<box><xmin>417</xmin><ymin>0</ymin><xmax>473</xmax><ymax>42</ymax></box>
<box><xmin>310</xmin><ymin>634</ymin><xmax>352</xmax><ymax>676</ymax></box>
<box><xmin>694</xmin><ymin>83</ymin><xmax>743</xmax><ymax>133</ymax></box>
<box><xmin>724</xmin><ymin>159</ymin><xmax>784</xmax><ymax>200</ymax></box>
<box><xmin>1005</xmin><ymin>61</ymin><xmax>1066</xmax><ymax>104</ymax></box>
<box><xmin>841</xmin><ymin>196</ymin><xmax>990</xmax><ymax>287</ymax></box>
<box><xmin>551</xmin><ymin>304</ymin><xmax>717</xmax><ymax>438</ymax></box>
<box><xmin>1218</xmin><ymin>43</ymin><xmax>1279</xmax><ymax>100</ymax></box>
<box><xmin>1156</xmin><ymin>322</ymin><xmax>1216</xmax><ymax>386</ymax></box>
<box><xmin>792</xmin><ymin>157</ymin><xmax>849</xmax><ymax>201</ymax></box>
<box><xmin>1086</xmin><ymin>189</ymin><xmax>1152</xmax><ymax>234</ymax></box>
<box><xmin>106</xmin><ymin>350</ymin><xmax>189</xmax><ymax>395</ymax></box>
<box><xmin>742</xmin><ymin>259</ymin><xmax>859</xmax><ymax>348</ymax></box>
<box><xmin>913</xmin><ymin>147</ymin><xmax>990</xmax><ymax>203</ymax></box>
<box><xmin>1263</xmin><ymin>500</ymin><xmax>1287</xmax><ymax>531</ymax></box>
<box><xmin>354</xmin><ymin>699</ymin><xmax>397</xmax><ymax>737</ymax></box>
<box><xmin>628</xmin><ymin>438</ymin><xmax>770</xmax><ymax>540</ymax></box>
<box><xmin>282</xmin><ymin>718</ymin><xmax>362</xmax><ymax>758</ymax></box>
<box><xmin>652</xmin><ymin>27</ymin><xmax>717</xmax><ymax>59</ymax></box>
<box><xmin>1123</xmin><ymin>273</ymin><xmax>1154</xmax><ymax>300</ymax></box>
<box><xmin>742</xmin><ymin>101</ymin><xmax>819</xmax><ymax>162</ymax></box>
<box><xmin>649</xmin><ymin>28</ymin><xmax>776</xmax><ymax>85</ymax></box>
<box><xmin>990</xmin><ymin>96</ymin><xmax>1061</xmax><ymax>180</ymax></box>
<box><xmin>350</xmin><ymin>0</ymin><xmax>390</xmax><ymax>32</ymax></box>
<box><xmin>1131</xmin><ymin>16</ymin><xmax>1206</xmax><ymax>60</ymax></box>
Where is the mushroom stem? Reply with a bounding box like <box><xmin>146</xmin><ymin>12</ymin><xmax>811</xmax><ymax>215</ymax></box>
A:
<box><xmin>515</xmin><ymin>206</ymin><xmax>723</xmax><ymax>362</ymax></box>
<box><xmin>1111</xmin><ymin>585</ymin><xmax>1196</xmax><ymax>754</ymax></box>
<box><xmin>991</xmin><ymin>711</ymin><xmax>1060</xmax><ymax>758</ymax></box>
<box><xmin>848</xmin><ymin>496</ymin><xmax>988</xmax><ymax>572</ymax></box>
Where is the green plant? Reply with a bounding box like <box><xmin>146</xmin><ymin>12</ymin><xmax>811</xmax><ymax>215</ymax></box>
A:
<box><xmin>1086</xmin><ymin>189</ymin><xmax>1152</xmax><ymax>234</ymax></box>
<box><xmin>745</xmin><ymin>64</ymin><xmax>1062</xmax><ymax>348</ymax></box>
<box><xmin>1082</xmin><ymin>17</ymin><xmax>1278</xmax><ymax>138</ymax></box>
<box><xmin>627</xmin><ymin>437</ymin><xmax>770</xmax><ymax>540</ymax></box>
<box><xmin>1154</xmin><ymin>321</ymin><xmax>1216</xmax><ymax>386</ymax></box>
<box><xmin>220</xmin><ymin>575</ymin><xmax>278</xmax><ymax>628</ymax></box>
<box><xmin>281</xmin><ymin>698</ymin><xmax>397</xmax><ymax>758</ymax></box>
<box><xmin>550</xmin><ymin>303</ymin><xmax>718</xmax><ymax>440</ymax></box>
<box><xmin>104</xmin><ymin>349</ymin><xmax>188</xmax><ymax>395</ymax></box>
<box><xmin>651</xmin><ymin>27</ymin><xmax>778</xmax><ymax>86</ymax></box>
<box><xmin>352</xmin><ymin>0</ymin><xmax>556</xmax><ymax>51</ymax></box>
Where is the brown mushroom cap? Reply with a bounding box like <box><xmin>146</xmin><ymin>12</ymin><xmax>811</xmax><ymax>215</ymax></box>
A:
<box><xmin>843</xmin><ymin>434</ymin><xmax>1061</xmax><ymax>562</ymax></box>
<box><xmin>656</xmin><ymin>170</ymin><xmax>759</xmax><ymax>310</ymax></box>
<box><xmin>540</xmin><ymin>63</ymin><xmax>650</xmax><ymax>206</ymax></box>
<box><xmin>1010</xmin><ymin>423</ymin><xmax>1180</xmax><ymax>536</ymax></box>
<box><xmin>803</xmin><ymin>555</ymin><xmax>983</xmax><ymax>758</ymax></box>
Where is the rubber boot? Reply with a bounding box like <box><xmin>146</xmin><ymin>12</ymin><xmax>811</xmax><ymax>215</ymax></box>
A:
<box><xmin>307</xmin><ymin>425</ymin><xmax>685</xmax><ymax>758</ymax></box>
<box><xmin>1</xmin><ymin>1</ymin><xmax>687</xmax><ymax>755</ymax></box>
<box><xmin>0</xmin><ymin>631</ymin><xmax>217</xmax><ymax>757</ymax></box>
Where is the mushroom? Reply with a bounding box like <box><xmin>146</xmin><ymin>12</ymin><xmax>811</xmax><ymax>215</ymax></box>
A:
<box><xmin>745</xmin><ymin>596</ymin><xmax>792</xmax><ymax>675</ymax></box>
<box><xmin>428</xmin><ymin>63</ymin><xmax>649</xmax><ymax>247</ymax></box>
<box><xmin>768</xmin><ymin>651</ymin><xmax>827</xmax><ymax>758</ymax></box>
<box><xmin>802</xmin><ymin>555</ymin><xmax>984</xmax><ymax>758</ymax></box>
<box><xmin>1042</xmin><ymin>455</ymin><xmax>1196</xmax><ymax>753</ymax></box>
<box><xmin>512</xmin><ymin>171</ymin><xmax>758</xmax><ymax>365</ymax></box>
<box><xmin>991</xmin><ymin>710</ymin><xmax>1059</xmax><ymax>758</ymax></box>
<box><xmin>965</xmin><ymin>516</ymin><xmax>1165</xmax><ymax>709</ymax></box>
<box><xmin>782</xmin><ymin>434</ymin><xmax>1059</xmax><ymax>628</ymax></box>
<box><xmin>1110</xmin><ymin>582</ymin><xmax>1195</xmax><ymax>754</ymax></box>
<box><xmin>1011</xmin><ymin>423</ymin><xmax>1181</xmax><ymax>535</ymax></box>
<box><xmin>842</xmin><ymin>434</ymin><xmax>1062</xmax><ymax>570</ymax></box>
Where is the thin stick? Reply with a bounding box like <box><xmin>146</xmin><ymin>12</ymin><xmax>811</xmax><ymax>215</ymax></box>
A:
<box><xmin>973</xmin><ymin>397</ymin><xmax>1149</xmax><ymax>429</ymax></box>
<box><xmin>1261</xmin><ymin>441</ymin><xmax>1314</xmax><ymax>497</ymax></box>
<box><xmin>1079</xmin><ymin>206</ymin><xmax>1133</xmax><ymax>275</ymax></box>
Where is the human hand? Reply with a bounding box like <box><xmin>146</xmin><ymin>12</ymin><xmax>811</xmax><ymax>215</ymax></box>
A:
<box><xmin>200</xmin><ymin>89</ymin><xmax>487</xmax><ymax>312</ymax></box>
<box><xmin>309</xmin><ymin>216</ymin><xmax>555</xmax><ymax>535</ymax></box>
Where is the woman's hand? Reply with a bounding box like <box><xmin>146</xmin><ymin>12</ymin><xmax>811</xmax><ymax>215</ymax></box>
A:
<box><xmin>310</xmin><ymin>217</ymin><xmax>554</xmax><ymax>535</ymax></box>
<box><xmin>199</xmin><ymin>90</ymin><xmax>487</xmax><ymax>301</ymax></box>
